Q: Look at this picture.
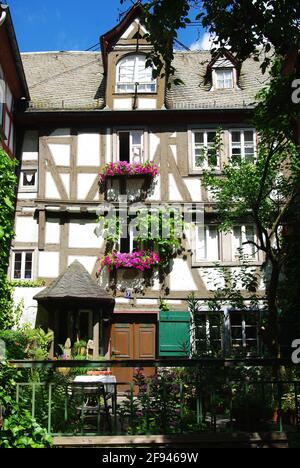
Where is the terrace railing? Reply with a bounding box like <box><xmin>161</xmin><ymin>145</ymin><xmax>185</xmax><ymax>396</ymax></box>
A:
<box><xmin>8</xmin><ymin>359</ymin><xmax>300</xmax><ymax>438</ymax></box>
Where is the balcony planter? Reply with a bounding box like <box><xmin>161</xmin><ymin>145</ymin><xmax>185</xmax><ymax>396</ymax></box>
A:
<box><xmin>99</xmin><ymin>251</ymin><xmax>160</xmax><ymax>272</ymax></box>
<box><xmin>99</xmin><ymin>161</ymin><xmax>159</xmax><ymax>184</ymax></box>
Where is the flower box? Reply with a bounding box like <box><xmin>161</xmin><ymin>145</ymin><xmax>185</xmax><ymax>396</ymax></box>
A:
<box><xmin>99</xmin><ymin>161</ymin><xmax>159</xmax><ymax>184</ymax></box>
<box><xmin>99</xmin><ymin>251</ymin><xmax>160</xmax><ymax>272</ymax></box>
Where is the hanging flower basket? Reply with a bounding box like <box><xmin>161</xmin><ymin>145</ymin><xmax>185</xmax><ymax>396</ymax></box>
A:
<box><xmin>99</xmin><ymin>251</ymin><xmax>160</xmax><ymax>272</ymax></box>
<box><xmin>99</xmin><ymin>161</ymin><xmax>159</xmax><ymax>184</ymax></box>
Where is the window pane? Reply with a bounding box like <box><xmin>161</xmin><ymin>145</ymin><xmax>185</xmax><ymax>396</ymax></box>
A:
<box><xmin>232</xmin><ymin>131</ymin><xmax>241</xmax><ymax>143</ymax></box>
<box><xmin>207</xmin><ymin>132</ymin><xmax>216</xmax><ymax>143</ymax></box>
<box><xmin>14</xmin><ymin>253</ymin><xmax>22</xmax><ymax>279</ymax></box>
<box><xmin>230</xmin><ymin>313</ymin><xmax>243</xmax><ymax>326</ymax></box>
<box><xmin>132</xmin><ymin>131</ymin><xmax>142</xmax><ymax>146</ymax></box>
<box><xmin>244</xmin><ymin>131</ymin><xmax>254</xmax><ymax>143</ymax></box>
<box><xmin>194</xmin><ymin>132</ymin><xmax>204</xmax><ymax>144</ymax></box>
<box><xmin>206</xmin><ymin>226</ymin><xmax>219</xmax><ymax>261</ymax></box>
<box><xmin>24</xmin><ymin>252</ymin><xmax>33</xmax><ymax>279</ymax></box>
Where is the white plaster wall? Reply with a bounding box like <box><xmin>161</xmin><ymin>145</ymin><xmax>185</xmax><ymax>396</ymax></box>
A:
<box><xmin>68</xmin><ymin>256</ymin><xmax>96</xmax><ymax>274</ymax></box>
<box><xmin>21</xmin><ymin>131</ymin><xmax>39</xmax><ymax>162</ymax></box>
<box><xmin>69</xmin><ymin>220</ymin><xmax>104</xmax><ymax>249</ymax></box>
<box><xmin>136</xmin><ymin>299</ymin><xmax>158</xmax><ymax>306</ymax></box>
<box><xmin>45</xmin><ymin>219</ymin><xmax>60</xmax><ymax>244</ymax></box>
<box><xmin>170</xmin><ymin>144</ymin><xmax>177</xmax><ymax>164</ymax></box>
<box><xmin>138</xmin><ymin>99</ymin><xmax>157</xmax><ymax>110</ymax></box>
<box><xmin>18</xmin><ymin>193</ymin><xmax>37</xmax><ymax>200</ymax></box>
<box><xmin>49</xmin><ymin>144</ymin><xmax>70</xmax><ymax>166</ymax></box>
<box><xmin>168</xmin><ymin>174</ymin><xmax>183</xmax><ymax>201</ymax></box>
<box><xmin>149</xmin><ymin>133</ymin><xmax>160</xmax><ymax>161</ymax></box>
<box><xmin>201</xmin><ymin>268</ymin><xmax>225</xmax><ymax>291</ymax></box>
<box><xmin>15</xmin><ymin>216</ymin><xmax>38</xmax><ymax>244</ymax></box>
<box><xmin>77</xmin><ymin>133</ymin><xmax>100</xmax><ymax>166</ymax></box>
<box><xmin>183</xmin><ymin>178</ymin><xmax>202</xmax><ymax>202</ymax></box>
<box><xmin>231</xmin><ymin>266</ymin><xmax>260</xmax><ymax>290</ymax></box>
<box><xmin>13</xmin><ymin>287</ymin><xmax>44</xmax><ymax>328</ymax></box>
<box><xmin>147</xmin><ymin>176</ymin><xmax>161</xmax><ymax>201</ymax></box>
<box><xmin>60</xmin><ymin>173</ymin><xmax>70</xmax><ymax>197</ymax></box>
<box><xmin>113</xmin><ymin>98</ymin><xmax>131</xmax><ymax>110</ymax></box>
<box><xmin>77</xmin><ymin>173</ymin><xmax>97</xmax><ymax>200</ymax></box>
<box><xmin>170</xmin><ymin>259</ymin><xmax>197</xmax><ymax>291</ymax></box>
<box><xmin>38</xmin><ymin>252</ymin><xmax>60</xmax><ymax>278</ymax></box>
<box><xmin>45</xmin><ymin>172</ymin><xmax>60</xmax><ymax>199</ymax></box>
<box><xmin>151</xmin><ymin>276</ymin><xmax>161</xmax><ymax>291</ymax></box>
<box><xmin>105</xmin><ymin>129</ymin><xmax>112</xmax><ymax>164</ymax></box>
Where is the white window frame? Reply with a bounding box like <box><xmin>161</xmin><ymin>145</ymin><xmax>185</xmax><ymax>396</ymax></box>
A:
<box><xmin>12</xmin><ymin>250</ymin><xmax>34</xmax><ymax>280</ymax></box>
<box><xmin>194</xmin><ymin>224</ymin><xmax>220</xmax><ymax>263</ymax></box>
<box><xmin>114</xmin><ymin>128</ymin><xmax>148</xmax><ymax>163</ymax></box>
<box><xmin>229</xmin><ymin>129</ymin><xmax>257</xmax><ymax>163</ymax></box>
<box><xmin>229</xmin><ymin>311</ymin><xmax>259</xmax><ymax>351</ymax></box>
<box><xmin>193</xmin><ymin>311</ymin><xmax>223</xmax><ymax>354</ymax></box>
<box><xmin>214</xmin><ymin>68</ymin><xmax>234</xmax><ymax>89</ymax></box>
<box><xmin>191</xmin><ymin>129</ymin><xmax>221</xmax><ymax>171</ymax></box>
<box><xmin>232</xmin><ymin>224</ymin><xmax>258</xmax><ymax>261</ymax></box>
<box><xmin>19</xmin><ymin>168</ymin><xmax>38</xmax><ymax>193</ymax></box>
<box><xmin>116</xmin><ymin>54</ymin><xmax>157</xmax><ymax>94</ymax></box>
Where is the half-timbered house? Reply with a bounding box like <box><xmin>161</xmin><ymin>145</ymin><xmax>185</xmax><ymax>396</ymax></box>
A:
<box><xmin>8</xmin><ymin>3</ymin><xmax>267</xmax><ymax>378</ymax></box>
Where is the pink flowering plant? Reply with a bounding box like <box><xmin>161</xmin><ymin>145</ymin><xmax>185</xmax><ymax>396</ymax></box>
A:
<box><xmin>99</xmin><ymin>251</ymin><xmax>160</xmax><ymax>272</ymax></box>
<box><xmin>99</xmin><ymin>161</ymin><xmax>159</xmax><ymax>183</ymax></box>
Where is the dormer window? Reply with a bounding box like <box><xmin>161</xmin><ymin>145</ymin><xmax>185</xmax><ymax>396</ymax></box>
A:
<box><xmin>116</xmin><ymin>54</ymin><xmax>156</xmax><ymax>93</ymax></box>
<box><xmin>215</xmin><ymin>68</ymin><xmax>234</xmax><ymax>89</ymax></box>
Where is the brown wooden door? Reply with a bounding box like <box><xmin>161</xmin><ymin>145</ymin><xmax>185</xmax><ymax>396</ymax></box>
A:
<box><xmin>111</xmin><ymin>316</ymin><xmax>156</xmax><ymax>390</ymax></box>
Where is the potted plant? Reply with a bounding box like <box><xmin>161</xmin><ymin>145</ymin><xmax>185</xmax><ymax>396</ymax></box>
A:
<box><xmin>73</xmin><ymin>340</ymin><xmax>87</xmax><ymax>357</ymax></box>
<box><xmin>99</xmin><ymin>161</ymin><xmax>159</xmax><ymax>184</ymax></box>
<box><xmin>99</xmin><ymin>251</ymin><xmax>160</xmax><ymax>272</ymax></box>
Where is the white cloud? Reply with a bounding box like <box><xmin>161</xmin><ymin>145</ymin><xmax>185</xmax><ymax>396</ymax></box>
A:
<box><xmin>190</xmin><ymin>32</ymin><xmax>222</xmax><ymax>51</ymax></box>
<box><xmin>190</xmin><ymin>32</ymin><xmax>214</xmax><ymax>51</ymax></box>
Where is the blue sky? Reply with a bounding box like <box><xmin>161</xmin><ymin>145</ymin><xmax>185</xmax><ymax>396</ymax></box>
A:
<box><xmin>6</xmin><ymin>0</ymin><xmax>209</xmax><ymax>53</ymax></box>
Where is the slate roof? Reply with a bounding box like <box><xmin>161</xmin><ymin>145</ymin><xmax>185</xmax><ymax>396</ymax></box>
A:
<box><xmin>21</xmin><ymin>51</ymin><xmax>105</xmax><ymax>110</ymax></box>
<box><xmin>34</xmin><ymin>261</ymin><xmax>115</xmax><ymax>303</ymax></box>
<box><xmin>21</xmin><ymin>50</ymin><xmax>267</xmax><ymax>111</ymax></box>
<box><xmin>167</xmin><ymin>51</ymin><xmax>268</xmax><ymax>110</ymax></box>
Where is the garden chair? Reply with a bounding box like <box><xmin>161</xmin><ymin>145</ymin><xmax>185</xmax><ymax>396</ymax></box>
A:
<box><xmin>68</xmin><ymin>382</ymin><xmax>112</xmax><ymax>434</ymax></box>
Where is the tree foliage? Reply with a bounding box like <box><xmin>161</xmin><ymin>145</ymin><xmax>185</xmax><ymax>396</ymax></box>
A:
<box><xmin>0</xmin><ymin>149</ymin><xmax>17</xmax><ymax>330</ymax></box>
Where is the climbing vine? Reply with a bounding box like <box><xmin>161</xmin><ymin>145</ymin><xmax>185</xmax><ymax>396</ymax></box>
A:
<box><xmin>0</xmin><ymin>149</ymin><xmax>17</xmax><ymax>330</ymax></box>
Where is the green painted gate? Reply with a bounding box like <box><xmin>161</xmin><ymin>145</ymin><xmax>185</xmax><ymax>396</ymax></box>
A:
<box><xmin>159</xmin><ymin>311</ymin><xmax>190</xmax><ymax>357</ymax></box>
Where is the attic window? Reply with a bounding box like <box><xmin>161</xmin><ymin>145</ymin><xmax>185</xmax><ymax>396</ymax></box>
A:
<box><xmin>214</xmin><ymin>68</ymin><xmax>234</xmax><ymax>89</ymax></box>
<box><xmin>116</xmin><ymin>54</ymin><xmax>156</xmax><ymax>93</ymax></box>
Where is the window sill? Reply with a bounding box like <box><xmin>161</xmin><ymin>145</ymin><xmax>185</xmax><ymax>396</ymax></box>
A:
<box><xmin>188</xmin><ymin>169</ymin><xmax>222</xmax><ymax>176</ymax></box>
<box><xmin>113</xmin><ymin>92</ymin><xmax>158</xmax><ymax>96</ymax></box>
<box><xmin>192</xmin><ymin>260</ymin><xmax>263</xmax><ymax>268</ymax></box>
<box><xmin>19</xmin><ymin>188</ymin><xmax>38</xmax><ymax>194</ymax></box>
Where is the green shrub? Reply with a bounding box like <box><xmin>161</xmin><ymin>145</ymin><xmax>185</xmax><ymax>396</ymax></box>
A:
<box><xmin>0</xmin><ymin>330</ymin><xmax>28</xmax><ymax>359</ymax></box>
<box><xmin>0</xmin><ymin>362</ymin><xmax>52</xmax><ymax>448</ymax></box>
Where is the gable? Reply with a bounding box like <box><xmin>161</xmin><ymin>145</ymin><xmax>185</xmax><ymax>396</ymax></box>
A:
<box><xmin>120</xmin><ymin>18</ymin><xmax>148</xmax><ymax>40</ymax></box>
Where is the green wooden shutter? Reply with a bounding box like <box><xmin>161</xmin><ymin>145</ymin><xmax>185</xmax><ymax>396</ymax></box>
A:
<box><xmin>159</xmin><ymin>311</ymin><xmax>190</xmax><ymax>357</ymax></box>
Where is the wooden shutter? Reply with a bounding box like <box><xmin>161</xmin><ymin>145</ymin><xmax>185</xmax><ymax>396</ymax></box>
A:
<box><xmin>159</xmin><ymin>311</ymin><xmax>190</xmax><ymax>357</ymax></box>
